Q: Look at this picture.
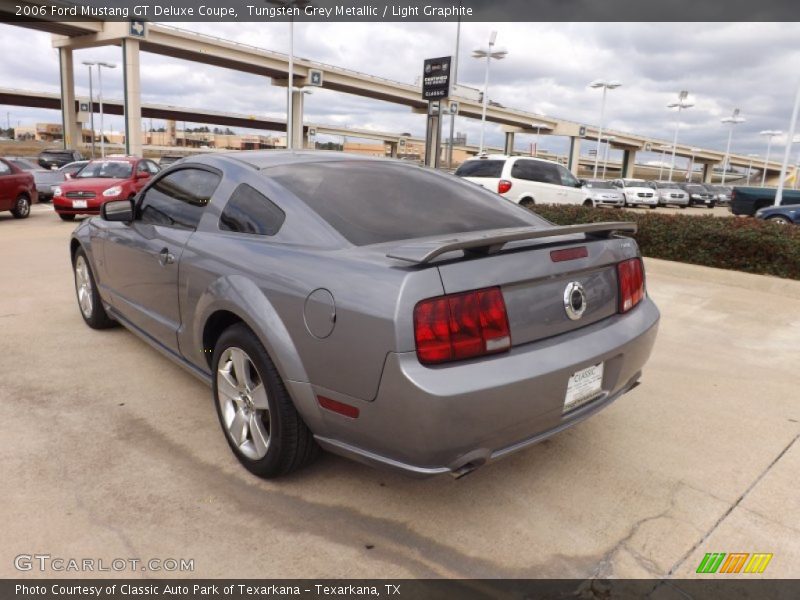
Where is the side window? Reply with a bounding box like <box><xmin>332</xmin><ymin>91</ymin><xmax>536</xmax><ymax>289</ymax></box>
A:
<box><xmin>139</xmin><ymin>168</ymin><xmax>221</xmax><ymax>230</ymax></box>
<box><xmin>136</xmin><ymin>162</ymin><xmax>149</xmax><ymax>174</ymax></box>
<box><xmin>0</xmin><ymin>161</ymin><xmax>11</xmax><ymax>176</ymax></box>
<box><xmin>146</xmin><ymin>160</ymin><xmax>161</xmax><ymax>175</ymax></box>
<box><xmin>219</xmin><ymin>184</ymin><xmax>285</xmax><ymax>236</ymax></box>
<box><xmin>511</xmin><ymin>160</ymin><xmax>561</xmax><ymax>185</ymax></box>
<box><xmin>556</xmin><ymin>165</ymin><xmax>579</xmax><ymax>187</ymax></box>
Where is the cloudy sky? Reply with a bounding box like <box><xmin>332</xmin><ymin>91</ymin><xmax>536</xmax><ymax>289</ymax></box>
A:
<box><xmin>1</xmin><ymin>20</ymin><xmax>800</xmax><ymax>165</ymax></box>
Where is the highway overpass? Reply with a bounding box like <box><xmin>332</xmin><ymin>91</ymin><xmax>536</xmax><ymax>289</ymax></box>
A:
<box><xmin>0</xmin><ymin>4</ymin><xmax>791</xmax><ymax>183</ymax></box>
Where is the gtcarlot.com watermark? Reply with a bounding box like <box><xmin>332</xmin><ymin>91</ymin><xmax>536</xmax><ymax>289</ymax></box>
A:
<box><xmin>14</xmin><ymin>554</ymin><xmax>194</xmax><ymax>573</ymax></box>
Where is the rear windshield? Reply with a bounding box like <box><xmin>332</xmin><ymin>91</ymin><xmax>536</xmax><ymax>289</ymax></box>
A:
<box><xmin>265</xmin><ymin>161</ymin><xmax>538</xmax><ymax>246</ymax></box>
<box><xmin>41</xmin><ymin>151</ymin><xmax>72</xmax><ymax>158</ymax></box>
<box><xmin>686</xmin><ymin>185</ymin><xmax>706</xmax><ymax>193</ymax></box>
<box><xmin>454</xmin><ymin>160</ymin><xmax>504</xmax><ymax>178</ymax></box>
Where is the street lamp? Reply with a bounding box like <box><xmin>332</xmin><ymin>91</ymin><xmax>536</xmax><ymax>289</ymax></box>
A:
<box><xmin>472</xmin><ymin>31</ymin><xmax>508</xmax><ymax>154</ymax></box>
<box><xmin>759</xmin><ymin>130</ymin><xmax>782</xmax><ymax>186</ymax></box>
<box><xmin>775</xmin><ymin>81</ymin><xmax>800</xmax><ymax>205</ymax></box>
<box><xmin>601</xmin><ymin>135</ymin><xmax>615</xmax><ymax>179</ymax></box>
<box><xmin>657</xmin><ymin>144</ymin><xmax>672</xmax><ymax>181</ymax></box>
<box><xmin>266</xmin><ymin>0</ymin><xmax>312</xmax><ymax>151</ymax></box>
<box><xmin>687</xmin><ymin>147</ymin><xmax>702</xmax><ymax>183</ymax></box>
<box><xmin>84</xmin><ymin>61</ymin><xmax>116</xmax><ymax>157</ymax></box>
<box><xmin>81</xmin><ymin>61</ymin><xmax>97</xmax><ymax>157</ymax></box>
<box><xmin>531</xmin><ymin>121</ymin><xmax>548</xmax><ymax>157</ymax></box>
<box><xmin>666</xmin><ymin>91</ymin><xmax>693</xmax><ymax>182</ymax></box>
<box><xmin>720</xmin><ymin>108</ymin><xmax>746</xmax><ymax>184</ymax></box>
<box><xmin>746</xmin><ymin>153</ymin><xmax>758</xmax><ymax>185</ymax></box>
<box><xmin>589</xmin><ymin>79</ymin><xmax>622</xmax><ymax>178</ymax></box>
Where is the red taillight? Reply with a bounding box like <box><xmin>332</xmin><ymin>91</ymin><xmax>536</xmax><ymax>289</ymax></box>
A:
<box><xmin>414</xmin><ymin>287</ymin><xmax>511</xmax><ymax>365</ymax></box>
<box><xmin>618</xmin><ymin>258</ymin><xmax>645</xmax><ymax>313</ymax></box>
<box><xmin>497</xmin><ymin>179</ymin><xmax>512</xmax><ymax>194</ymax></box>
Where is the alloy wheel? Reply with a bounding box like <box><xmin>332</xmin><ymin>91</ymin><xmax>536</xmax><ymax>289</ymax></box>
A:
<box><xmin>216</xmin><ymin>347</ymin><xmax>271</xmax><ymax>460</ymax></box>
<box><xmin>74</xmin><ymin>255</ymin><xmax>93</xmax><ymax>319</ymax></box>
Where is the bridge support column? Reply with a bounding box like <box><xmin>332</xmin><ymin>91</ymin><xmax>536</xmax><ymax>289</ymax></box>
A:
<box><xmin>621</xmin><ymin>149</ymin><xmax>636</xmax><ymax>178</ymax></box>
<box><xmin>291</xmin><ymin>90</ymin><xmax>305</xmax><ymax>149</ymax></box>
<box><xmin>702</xmin><ymin>162</ymin><xmax>714</xmax><ymax>183</ymax></box>
<box><xmin>567</xmin><ymin>136</ymin><xmax>582</xmax><ymax>176</ymax></box>
<box><xmin>58</xmin><ymin>48</ymin><xmax>78</xmax><ymax>150</ymax></box>
<box><xmin>504</xmin><ymin>131</ymin><xmax>515</xmax><ymax>155</ymax></box>
<box><xmin>122</xmin><ymin>38</ymin><xmax>143</xmax><ymax>156</ymax></box>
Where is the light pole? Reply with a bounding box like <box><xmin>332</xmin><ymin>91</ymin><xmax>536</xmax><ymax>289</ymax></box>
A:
<box><xmin>657</xmin><ymin>144</ymin><xmax>671</xmax><ymax>180</ymax></box>
<box><xmin>81</xmin><ymin>61</ymin><xmax>97</xmax><ymax>157</ymax></box>
<box><xmin>601</xmin><ymin>135</ymin><xmax>615</xmax><ymax>179</ymax></box>
<box><xmin>531</xmin><ymin>121</ymin><xmax>547</xmax><ymax>157</ymax></box>
<box><xmin>759</xmin><ymin>130</ymin><xmax>782</xmax><ymax>186</ymax></box>
<box><xmin>775</xmin><ymin>81</ymin><xmax>800</xmax><ymax>206</ymax></box>
<box><xmin>746</xmin><ymin>153</ymin><xmax>758</xmax><ymax>185</ymax></box>
<box><xmin>589</xmin><ymin>79</ymin><xmax>622</xmax><ymax>178</ymax></box>
<box><xmin>266</xmin><ymin>0</ymin><xmax>311</xmax><ymax>151</ymax></box>
<box><xmin>93</xmin><ymin>61</ymin><xmax>116</xmax><ymax>157</ymax></box>
<box><xmin>447</xmin><ymin>2</ymin><xmax>462</xmax><ymax>168</ymax></box>
<box><xmin>687</xmin><ymin>147</ymin><xmax>701</xmax><ymax>183</ymax></box>
<box><xmin>720</xmin><ymin>108</ymin><xmax>745</xmax><ymax>184</ymax></box>
<box><xmin>472</xmin><ymin>31</ymin><xmax>508</xmax><ymax>155</ymax></box>
<box><xmin>667</xmin><ymin>91</ymin><xmax>693</xmax><ymax>183</ymax></box>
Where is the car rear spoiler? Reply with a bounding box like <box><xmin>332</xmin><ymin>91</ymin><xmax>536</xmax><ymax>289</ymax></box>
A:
<box><xmin>386</xmin><ymin>222</ymin><xmax>637</xmax><ymax>265</ymax></box>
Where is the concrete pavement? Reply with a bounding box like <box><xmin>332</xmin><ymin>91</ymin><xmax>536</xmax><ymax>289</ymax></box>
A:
<box><xmin>1</xmin><ymin>205</ymin><xmax>798</xmax><ymax>579</ymax></box>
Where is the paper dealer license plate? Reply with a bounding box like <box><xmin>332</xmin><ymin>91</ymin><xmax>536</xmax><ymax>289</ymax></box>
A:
<box><xmin>72</xmin><ymin>200</ymin><xmax>88</xmax><ymax>209</ymax></box>
<box><xmin>564</xmin><ymin>363</ymin><xmax>604</xmax><ymax>412</ymax></box>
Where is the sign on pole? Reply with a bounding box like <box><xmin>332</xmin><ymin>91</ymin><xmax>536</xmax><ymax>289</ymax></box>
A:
<box><xmin>422</xmin><ymin>57</ymin><xmax>452</xmax><ymax>100</ymax></box>
<box><xmin>308</xmin><ymin>69</ymin><xmax>323</xmax><ymax>87</ymax></box>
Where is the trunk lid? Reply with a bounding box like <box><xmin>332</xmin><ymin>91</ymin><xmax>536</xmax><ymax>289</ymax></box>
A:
<box><xmin>429</xmin><ymin>235</ymin><xmax>637</xmax><ymax>346</ymax></box>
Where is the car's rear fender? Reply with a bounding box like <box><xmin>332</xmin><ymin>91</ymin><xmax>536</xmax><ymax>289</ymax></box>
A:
<box><xmin>185</xmin><ymin>275</ymin><xmax>328</xmax><ymax>432</ymax></box>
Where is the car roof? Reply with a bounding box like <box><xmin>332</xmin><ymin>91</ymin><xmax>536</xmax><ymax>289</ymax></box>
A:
<box><xmin>209</xmin><ymin>150</ymin><xmax>398</xmax><ymax>171</ymax></box>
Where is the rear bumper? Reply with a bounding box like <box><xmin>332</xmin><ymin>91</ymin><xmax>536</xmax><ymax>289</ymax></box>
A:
<box><xmin>313</xmin><ymin>298</ymin><xmax>660</xmax><ymax>476</ymax></box>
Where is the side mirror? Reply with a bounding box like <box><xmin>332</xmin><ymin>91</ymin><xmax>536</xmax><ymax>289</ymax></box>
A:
<box><xmin>136</xmin><ymin>171</ymin><xmax>150</xmax><ymax>179</ymax></box>
<box><xmin>102</xmin><ymin>199</ymin><xmax>134</xmax><ymax>222</ymax></box>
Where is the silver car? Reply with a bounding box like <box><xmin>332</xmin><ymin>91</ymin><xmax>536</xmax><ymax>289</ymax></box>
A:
<box><xmin>70</xmin><ymin>152</ymin><xmax>660</xmax><ymax>478</ymax></box>
<box><xmin>582</xmin><ymin>179</ymin><xmax>625</xmax><ymax>207</ymax></box>
<box><xmin>648</xmin><ymin>181</ymin><xmax>690</xmax><ymax>208</ymax></box>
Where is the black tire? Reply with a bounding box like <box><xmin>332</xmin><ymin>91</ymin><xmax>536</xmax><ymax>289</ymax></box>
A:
<box><xmin>519</xmin><ymin>197</ymin><xmax>535</xmax><ymax>209</ymax></box>
<box><xmin>59</xmin><ymin>213</ymin><xmax>76</xmax><ymax>221</ymax></box>
<box><xmin>649</xmin><ymin>205</ymin><xmax>658</xmax><ymax>210</ymax></box>
<box><xmin>212</xmin><ymin>323</ymin><xmax>319</xmax><ymax>478</ymax></box>
<box><xmin>583</xmin><ymin>199</ymin><xmax>594</xmax><ymax>207</ymax></box>
<box><xmin>11</xmin><ymin>194</ymin><xmax>31</xmax><ymax>219</ymax></box>
<box><xmin>72</xmin><ymin>248</ymin><xmax>115</xmax><ymax>329</ymax></box>
<box><xmin>708</xmin><ymin>203</ymin><xmax>716</xmax><ymax>209</ymax></box>
<box><xmin>679</xmin><ymin>205</ymin><xmax>687</xmax><ymax>209</ymax></box>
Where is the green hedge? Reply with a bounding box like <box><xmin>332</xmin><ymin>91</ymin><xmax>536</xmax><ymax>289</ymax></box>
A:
<box><xmin>531</xmin><ymin>205</ymin><xmax>800</xmax><ymax>280</ymax></box>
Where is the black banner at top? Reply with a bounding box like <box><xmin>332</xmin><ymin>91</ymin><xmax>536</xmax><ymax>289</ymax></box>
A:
<box><xmin>1</xmin><ymin>0</ymin><xmax>799</xmax><ymax>22</ymax></box>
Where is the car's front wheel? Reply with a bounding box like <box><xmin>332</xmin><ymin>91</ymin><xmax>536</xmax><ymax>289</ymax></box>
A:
<box><xmin>11</xmin><ymin>195</ymin><xmax>31</xmax><ymax>219</ymax></box>
<box><xmin>767</xmin><ymin>215</ymin><xmax>792</xmax><ymax>226</ymax></box>
<box><xmin>212</xmin><ymin>324</ymin><xmax>319</xmax><ymax>478</ymax></box>
<box><xmin>73</xmin><ymin>248</ymin><xmax>115</xmax><ymax>329</ymax></box>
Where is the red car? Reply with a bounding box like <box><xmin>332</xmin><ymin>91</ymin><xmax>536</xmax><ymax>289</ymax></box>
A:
<box><xmin>0</xmin><ymin>157</ymin><xmax>38</xmax><ymax>219</ymax></box>
<box><xmin>53</xmin><ymin>157</ymin><xmax>160</xmax><ymax>221</ymax></box>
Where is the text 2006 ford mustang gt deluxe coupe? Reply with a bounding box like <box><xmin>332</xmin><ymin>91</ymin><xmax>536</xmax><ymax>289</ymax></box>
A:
<box><xmin>70</xmin><ymin>151</ymin><xmax>659</xmax><ymax>478</ymax></box>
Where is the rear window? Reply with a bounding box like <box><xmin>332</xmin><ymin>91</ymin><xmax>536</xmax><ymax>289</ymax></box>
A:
<box><xmin>265</xmin><ymin>161</ymin><xmax>537</xmax><ymax>246</ymax></box>
<box><xmin>454</xmin><ymin>160</ymin><xmax>504</xmax><ymax>178</ymax></box>
<box><xmin>41</xmin><ymin>151</ymin><xmax>72</xmax><ymax>158</ymax></box>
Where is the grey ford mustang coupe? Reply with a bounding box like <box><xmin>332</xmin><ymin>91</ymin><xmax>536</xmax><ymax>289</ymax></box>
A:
<box><xmin>70</xmin><ymin>151</ymin><xmax>659</xmax><ymax>478</ymax></box>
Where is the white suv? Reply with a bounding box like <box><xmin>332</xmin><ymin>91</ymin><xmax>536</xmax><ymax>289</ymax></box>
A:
<box><xmin>455</xmin><ymin>155</ymin><xmax>589</xmax><ymax>207</ymax></box>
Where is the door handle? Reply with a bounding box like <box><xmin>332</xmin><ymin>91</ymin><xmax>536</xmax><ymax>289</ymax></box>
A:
<box><xmin>158</xmin><ymin>247</ymin><xmax>175</xmax><ymax>266</ymax></box>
